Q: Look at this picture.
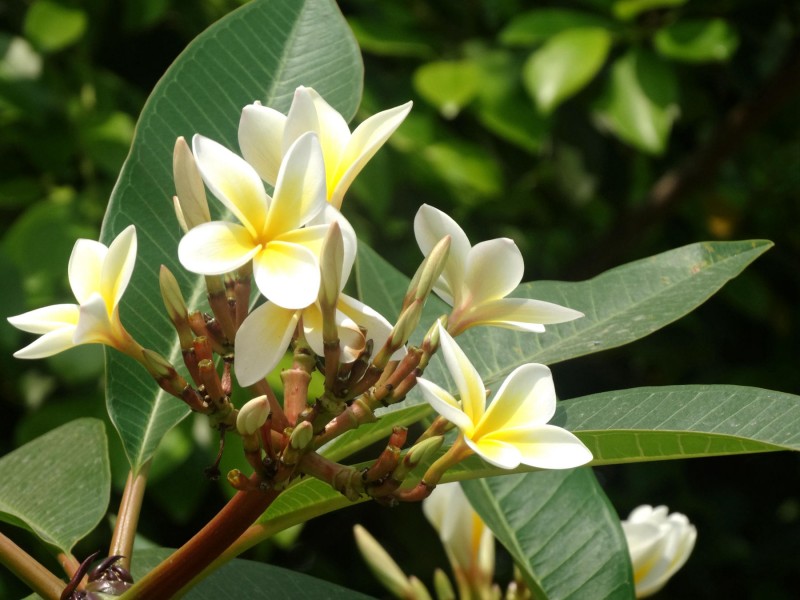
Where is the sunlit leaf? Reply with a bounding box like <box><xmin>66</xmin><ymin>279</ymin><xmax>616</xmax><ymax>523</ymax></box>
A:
<box><xmin>0</xmin><ymin>418</ymin><xmax>109</xmax><ymax>554</ymax></box>
<box><xmin>23</xmin><ymin>0</ymin><xmax>87</xmax><ymax>53</ymax></box>
<box><xmin>612</xmin><ymin>0</ymin><xmax>687</xmax><ymax>22</ymax></box>
<box><xmin>413</xmin><ymin>60</ymin><xmax>482</xmax><ymax>118</ymax></box>
<box><xmin>100</xmin><ymin>0</ymin><xmax>363</xmax><ymax>473</ymax></box>
<box><xmin>501</xmin><ymin>9</ymin><xmax>618</xmax><ymax>47</ymax></box>
<box><xmin>654</xmin><ymin>19</ymin><xmax>739</xmax><ymax>63</ymax></box>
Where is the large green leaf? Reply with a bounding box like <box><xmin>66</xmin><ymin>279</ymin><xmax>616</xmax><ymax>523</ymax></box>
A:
<box><xmin>463</xmin><ymin>470</ymin><xmax>634</xmax><ymax>600</ymax></box>
<box><xmin>0</xmin><ymin>418</ymin><xmax>109</xmax><ymax>554</ymax></box>
<box><xmin>131</xmin><ymin>548</ymin><xmax>375</xmax><ymax>599</ymax></box>
<box><xmin>593</xmin><ymin>48</ymin><xmax>678</xmax><ymax>154</ymax></box>
<box><xmin>356</xmin><ymin>240</ymin><xmax>772</xmax><ymax>402</ymax></box>
<box><xmin>99</xmin><ymin>0</ymin><xmax>363</xmax><ymax>473</ymax></box>
<box><xmin>523</xmin><ymin>28</ymin><xmax>612</xmax><ymax>114</ymax></box>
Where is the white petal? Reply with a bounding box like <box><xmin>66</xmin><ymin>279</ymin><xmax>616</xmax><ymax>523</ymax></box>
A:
<box><xmin>178</xmin><ymin>222</ymin><xmax>260</xmax><ymax>275</ymax></box>
<box><xmin>475</xmin><ymin>364</ymin><xmax>556</xmax><ymax>439</ymax></box>
<box><xmin>330</xmin><ymin>101</ymin><xmax>412</xmax><ymax>209</ymax></box>
<box><xmin>234</xmin><ymin>302</ymin><xmax>299</xmax><ymax>386</ymax></box>
<box><xmin>463</xmin><ymin>238</ymin><xmax>523</xmax><ymax>305</ymax></box>
<box><xmin>414</xmin><ymin>205</ymin><xmax>471</xmax><ymax>304</ymax></box>
<box><xmin>423</xmin><ymin>483</ymin><xmax>478</xmax><ymax>575</ymax></box>
<box><xmin>266</xmin><ymin>132</ymin><xmax>326</xmax><ymax>237</ymax></box>
<box><xmin>338</xmin><ymin>294</ymin><xmax>404</xmax><ymax>361</ymax></box>
<box><xmin>73</xmin><ymin>293</ymin><xmax>114</xmax><ymax>345</ymax></box>
<box><xmin>303</xmin><ymin>304</ymin><xmax>365</xmax><ymax>362</ymax></box>
<box><xmin>466</xmin><ymin>437</ymin><xmax>522</xmax><ymax>469</ymax></box>
<box><xmin>485</xmin><ymin>425</ymin><xmax>593</xmax><ymax>469</ymax></box>
<box><xmin>68</xmin><ymin>239</ymin><xmax>106</xmax><ymax>304</ymax></box>
<box><xmin>465</xmin><ymin>297</ymin><xmax>583</xmax><ymax>332</ymax></box>
<box><xmin>192</xmin><ymin>135</ymin><xmax>269</xmax><ymax>237</ymax></box>
<box><xmin>437</xmin><ymin>325</ymin><xmax>486</xmax><ymax>426</ymax></box>
<box><xmin>101</xmin><ymin>225</ymin><xmax>137</xmax><ymax>310</ymax></box>
<box><xmin>253</xmin><ymin>241</ymin><xmax>320</xmax><ymax>309</ymax></box>
<box><xmin>13</xmin><ymin>326</ymin><xmax>77</xmax><ymax>359</ymax></box>
<box><xmin>238</xmin><ymin>103</ymin><xmax>287</xmax><ymax>185</ymax></box>
<box><xmin>416</xmin><ymin>377</ymin><xmax>474</xmax><ymax>433</ymax></box>
<box><xmin>8</xmin><ymin>304</ymin><xmax>79</xmax><ymax>334</ymax></box>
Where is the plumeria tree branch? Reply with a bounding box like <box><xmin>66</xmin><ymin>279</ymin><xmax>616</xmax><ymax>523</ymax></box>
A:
<box><xmin>0</xmin><ymin>532</ymin><xmax>64</xmax><ymax>600</ymax></box>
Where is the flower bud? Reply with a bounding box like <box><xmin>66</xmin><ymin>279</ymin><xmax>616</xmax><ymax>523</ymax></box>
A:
<box><xmin>173</xmin><ymin>136</ymin><xmax>210</xmax><ymax>231</ymax></box>
<box><xmin>353</xmin><ymin>525</ymin><xmax>414</xmax><ymax>599</ymax></box>
<box><xmin>403</xmin><ymin>235</ymin><xmax>450</xmax><ymax>310</ymax></box>
<box><xmin>318</xmin><ymin>222</ymin><xmax>344</xmax><ymax>342</ymax></box>
<box><xmin>433</xmin><ymin>568</ymin><xmax>456</xmax><ymax>600</ymax></box>
<box><xmin>289</xmin><ymin>420</ymin><xmax>314</xmax><ymax>451</ymax></box>
<box><xmin>236</xmin><ymin>395</ymin><xmax>270</xmax><ymax>436</ymax></box>
<box><xmin>159</xmin><ymin>265</ymin><xmax>194</xmax><ymax>350</ymax></box>
<box><xmin>140</xmin><ymin>349</ymin><xmax>188</xmax><ymax>398</ymax></box>
<box><xmin>391</xmin><ymin>436</ymin><xmax>444</xmax><ymax>483</ymax></box>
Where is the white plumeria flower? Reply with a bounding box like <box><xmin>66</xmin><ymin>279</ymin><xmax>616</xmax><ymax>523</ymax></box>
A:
<box><xmin>423</xmin><ymin>483</ymin><xmax>494</xmax><ymax>597</ymax></box>
<box><xmin>239</xmin><ymin>85</ymin><xmax>412</xmax><ymax>209</ymax></box>
<box><xmin>416</xmin><ymin>324</ymin><xmax>592</xmax><ymax>470</ymax></box>
<box><xmin>8</xmin><ymin>226</ymin><xmax>139</xmax><ymax>359</ymax></box>
<box><xmin>622</xmin><ymin>505</ymin><xmax>697</xmax><ymax>598</ymax></box>
<box><xmin>234</xmin><ymin>216</ymin><xmax>400</xmax><ymax>386</ymax></box>
<box><xmin>414</xmin><ymin>204</ymin><xmax>584</xmax><ymax>336</ymax></box>
<box><xmin>178</xmin><ymin>131</ymin><xmax>328</xmax><ymax>310</ymax></box>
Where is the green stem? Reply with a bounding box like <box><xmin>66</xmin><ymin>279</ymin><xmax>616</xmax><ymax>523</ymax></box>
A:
<box><xmin>109</xmin><ymin>460</ymin><xmax>151</xmax><ymax>571</ymax></box>
<box><xmin>0</xmin><ymin>531</ymin><xmax>64</xmax><ymax>600</ymax></box>
<box><xmin>121</xmin><ymin>485</ymin><xmax>279</xmax><ymax>600</ymax></box>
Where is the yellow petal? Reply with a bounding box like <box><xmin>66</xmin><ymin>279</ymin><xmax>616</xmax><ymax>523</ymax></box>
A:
<box><xmin>178</xmin><ymin>221</ymin><xmax>260</xmax><ymax>276</ymax></box>
<box><xmin>253</xmin><ymin>241</ymin><xmax>320</xmax><ymax>309</ymax></box>
<box><xmin>437</xmin><ymin>325</ymin><xmax>486</xmax><ymax>425</ymax></box>
<box><xmin>68</xmin><ymin>239</ymin><xmax>106</xmax><ymax>304</ymax></box>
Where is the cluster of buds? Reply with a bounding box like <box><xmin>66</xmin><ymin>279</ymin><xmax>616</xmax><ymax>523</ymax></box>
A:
<box><xmin>8</xmin><ymin>86</ymin><xmax>592</xmax><ymax>508</ymax></box>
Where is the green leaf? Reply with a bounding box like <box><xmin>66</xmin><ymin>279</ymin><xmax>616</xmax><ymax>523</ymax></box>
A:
<box><xmin>612</xmin><ymin>0</ymin><xmax>687</xmax><ymax>22</ymax></box>
<box><xmin>23</xmin><ymin>0</ymin><xmax>87</xmax><ymax>53</ymax></box>
<box><xmin>131</xmin><ymin>548</ymin><xmax>376</xmax><ymax>598</ymax></box>
<box><xmin>357</xmin><ymin>240</ymin><xmax>772</xmax><ymax>400</ymax></box>
<box><xmin>501</xmin><ymin>9</ymin><xmax>618</xmax><ymax>47</ymax></box>
<box><xmin>654</xmin><ymin>19</ymin><xmax>739</xmax><ymax>63</ymax></box>
<box><xmin>413</xmin><ymin>60</ymin><xmax>482</xmax><ymax>118</ymax></box>
<box><xmin>0</xmin><ymin>418</ymin><xmax>109</xmax><ymax>554</ymax></box>
<box><xmin>523</xmin><ymin>28</ymin><xmax>612</xmax><ymax>114</ymax></box>
<box><xmin>100</xmin><ymin>0</ymin><xmax>363</xmax><ymax>473</ymax></box>
<box><xmin>463</xmin><ymin>470</ymin><xmax>634</xmax><ymax>600</ymax></box>
<box><xmin>594</xmin><ymin>48</ymin><xmax>679</xmax><ymax>154</ymax></box>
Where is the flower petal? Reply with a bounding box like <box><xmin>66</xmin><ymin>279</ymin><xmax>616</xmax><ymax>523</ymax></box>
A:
<box><xmin>330</xmin><ymin>101</ymin><xmax>413</xmax><ymax>209</ymax></box>
<box><xmin>337</xmin><ymin>294</ymin><xmax>404</xmax><ymax>360</ymax></box>
<box><xmin>474</xmin><ymin>363</ymin><xmax>555</xmax><ymax>439</ymax></box>
<box><xmin>303</xmin><ymin>303</ymin><xmax>365</xmax><ymax>362</ymax></box>
<box><xmin>464</xmin><ymin>297</ymin><xmax>583</xmax><ymax>332</ymax></box>
<box><xmin>13</xmin><ymin>326</ymin><xmax>77</xmax><ymax>359</ymax></box>
<box><xmin>463</xmin><ymin>238</ymin><xmax>523</xmax><ymax>305</ymax></box>
<box><xmin>414</xmin><ymin>205</ymin><xmax>471</xmax><ymax>305</ymax></box>
<box><xmin>286</xmin><ymin>87</ymin><xmax>350</xmax><ymax>177</ymax></box>
<box><xmin>234</xmin><ymin>301</ymin><xmax>299</xmax><ymax>386</ymax></box>
<box><xmin>69</xmin><ymin>239</ymin><xmax>106</xmax><ymax>304</ymax></box>
<box><xmin>465</xmin><ymin>437</ymin><xmax>522</xmax><ymax>469</ymax></box>
<box><xmin>238</xmin><ymin>102</ymin><xmax>287</xmax><ymax>185</ymax></box>
<box><xmin>192</xmin><ymin>134</ymin><xmax>269</xmax><ymax>237</ymax></box>
<box><xmin>253</xmin><ymin>241</ymin><xmax>320</xmax><ymax>309</ymax></box>
<box><xmin>437</xmin><ymin>325</ymin><xmax>486</xmax><ymax>426</ymax></box>
<box><xmin>266</xmin><ymin>132</ymin><xmax>326</xmax><ymax>237</ymax></box>
<box><xmin>100</xmin><ymin>225</ymin><xmax>137</xmax><ymax>311</ymax></box>
<box><xmin>485</xmin><ymin>424</ymin><xmax>593</xmax><ymax>469</ymax></box>
<box><xmin>8</xmin><ymin>304</ymin><xmax>79</xmax><ymax>334</ymax></box>
<box><xmin>73</xmin><ymin>292</ymin><xmax>114</xmax><ymax>345</ymax></box>
<box><xmin>415</xmin><ymin>377</ymin><xmax>474</xmax><ymax>433</ymax></box>
<box><xmin>178</xmin><ymin>221</ymin><xmax>260</xmax><ymax>276</ymax></box>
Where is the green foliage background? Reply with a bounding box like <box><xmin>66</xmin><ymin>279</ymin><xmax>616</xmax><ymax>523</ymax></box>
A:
<box><xmin>0</xmin><ymin>0</ymin><xmax>798</xmax><ymax>598</ymax></box>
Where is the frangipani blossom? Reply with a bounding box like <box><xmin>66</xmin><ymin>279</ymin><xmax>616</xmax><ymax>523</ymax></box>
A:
<box><xmin>423</xmin><ymin>483</ymin><xmax>494</xmax><ymax>597</ymax></box>
<box><xmin>622</xmin><ymin>505</ymin><xmax>697</xmax><ymax>598</ymax></box>
<box><xmin>416</xmin><ymin>325</ymin><xmax>592</xmax><ymax>470</ymax></box>
<box><xmin>178</xmin><ymin>131</ymin><xmax>328</xmax><ymax>310</ymax></box>
<box><xmin>239</xmin><ymin>85</ymin><xmax>412</xmax><ymax>209</ymax></box>
<box><xmin>414</xmin><ymin>204</ymin><xmax>583</xmax><ymax>336</ymax></box>
<box><xmin>8</xmin><ymin>226</ymin><xmax>139</xmax><ymax>359</ymax></box>
<box><xmin>234</xmin><ymin>217</ymin><xmax>400</xmax><ymax>386</ymax></box>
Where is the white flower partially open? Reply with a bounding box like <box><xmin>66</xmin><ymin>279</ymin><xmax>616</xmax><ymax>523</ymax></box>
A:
<box><xmin>423</xmin><ymin>483</ymin><xmax>494</xmax><ymax>595</ymax></box>
<box><xmin>414</xmin><ymin>204</ymin><xmax>583</xmax><ymax>336</ymax></box>
<box><xmin>8</xmin><ymin>226</ymin><xmax>138</xmax><ymax>358</ymax></box>
<box><xmin>416</xmin><ymin>325</ymin><xmax>592</xmax><ymax>470</ymax></box>
<box><xmin>239</xmin><ymin>86</ymin><xmax>412</xmax><ymax>209</ymax></box>
<box><xmin>622</xmin><ymin>505</ymin><xmax>697</xmax><ymax>598</ymax></box>
<box><xmin>178</xmin><ymin>132</ymin><xmax>328</xmax><ymax>310</ymax></box>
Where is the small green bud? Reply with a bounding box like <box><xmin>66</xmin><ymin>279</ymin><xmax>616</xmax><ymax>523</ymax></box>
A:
<box><xmin>405</xmin><ymin>435</ymin><xmax>444</xmax><ymax>468</ymax></box>
<box><xmin>289</xmin><ymin>420</ymin><xmax>314</xmax><ymax>451</ymax></box>
<box><xmin>173</xmin><ymin>136</ymin><xmax>210</xmax><ymax>231</ymax></box>
<box><xmin>433</xmin><ymin>568</ymin><xmax>456</xmax><ymax>600</ymax></box>
<box><xmin>236</xmin><ymin>395</ymin><xmax>269</xmax><ymax>436</ymax></box>
<box><xmin>353</xmin><ymin>525</ymin><xmax>413</xmax><ymax>598</ymax></box>
<box><xmin>159</xmin><ymin>265</ymin><xmax>194</xmax><ymax>349</ymax></box>
<box><xmin>415</xmin><ymin>235</ymin><xmax>450</xmax><ymax>302</ymax></box>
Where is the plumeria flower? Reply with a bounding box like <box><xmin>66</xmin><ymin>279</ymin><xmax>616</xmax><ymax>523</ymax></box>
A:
<box><xmin>8</xmin><ymin>226</ymin><xmax>140</xmax><ymax>359</ymax></box>
<box><xmin>178</xmin><ymin>131</ymin><xmax>328</xmax><ymax>309</ymax></box>
<box><xmin>239</xmin><ymin>85</ymin><xmax>412</xmax><ymax>209</ymax></box>
<box><xmin>423</xmin><ymin>483</ymin><xmax>495</xmax><ymax>598</ymax></box>
<box><xmin>621</xmin><ymin>505</ymin><xmax>697</xmax><ymax>598</ymax></box>
<box><xmin>234</xmin><ymin>218</ymin><xmax>400</xmax><ymax>386</ymax></box>
<box><xmin>416</xmin><ymin>324</ymin><xmax>592</xmax><ymax>470</ymax></box>
<box><xmin>414</xmin><ymin>204</ymin><xmax>583</xmax><ymax>336</ymax></box>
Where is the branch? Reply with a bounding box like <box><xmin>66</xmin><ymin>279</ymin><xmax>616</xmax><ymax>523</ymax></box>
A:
<box><xmin>0</xmin><ymin>531</ymin><xmax>64</xmax><ymax>600</ymax></box>
<box><xmin>109</xmin><ymin>460</ymin><xmax>151</xmax><ymax>571</ymax></box>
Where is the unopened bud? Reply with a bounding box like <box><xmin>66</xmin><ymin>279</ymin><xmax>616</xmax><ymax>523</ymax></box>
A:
<box><xmin>236</xmin><ymin>395</ymin><xmax>270</xmax><ymax>436</ymax></box>
<box><xmin>159</xmin><ymin>265</ymin><xmax>194</xmax><ymax>349</ymax></box>
<box><xmin>403</xmin><ymin>235</ymin><xmax>450</xmax><ymax>309</ymax></box>
<box><xmin>409</xmin><ymin>576</ymin><xmax>433</xmax><ymax>600</ymax></box>
<box><xmin>433</xmin><ymin>569</ymin><xmax>456</xmax><ymax>600</ymax></box>
<box><xmin>353</xmin><ymin>525</ymin><xmax>413</xmax><ymax>599</ymax></box>
<box><xmin>319</xmin><ymin>222</ymin><xmax>344</xmax><ymax>319</ymax></box>
<box><xmin>289</xmin><ymin>420</ymin><xmax>314</xmax><ymax>451</ymax></box>
<box><xmin>173</xmin><ymin>136</ymin><xmax>210</xmax><ymax>230</ymax></box>
<box><xmin>392</xmin><ymin>436</ymin><xmax>444</xmax><ymax>484</ymax></box>
<box><xmin>141</xmin><ymin>349</ymin><xmax>188</xmax><ymax>397</ymax></box>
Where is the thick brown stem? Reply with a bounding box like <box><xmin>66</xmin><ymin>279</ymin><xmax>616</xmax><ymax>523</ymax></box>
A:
<box><xmin>0</xmin><ymin>531</ymin><xmax>64</xmax><ymax>600</ymax></box>
<box><xmin>122</xmin><ymin>484</ymin><xmax>279</xmax><ymax>600</ymax></box>
<box><xmin>109</xmin><ymin>461</ymin><xmax>151</xmax><ymax>571</ymax></box>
